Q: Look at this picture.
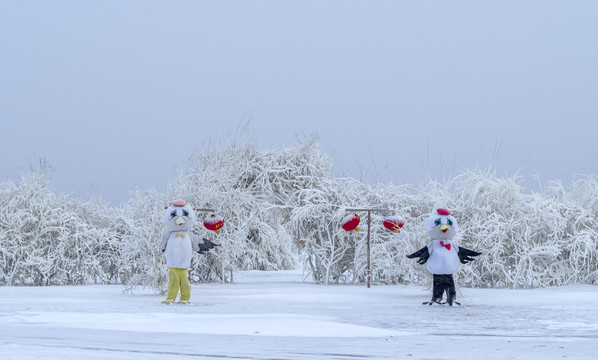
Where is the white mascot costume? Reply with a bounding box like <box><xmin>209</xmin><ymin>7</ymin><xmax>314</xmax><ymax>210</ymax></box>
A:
<box><xmin>160</xmin><ymin>199</ymin><xmax>217</xmax><ymax>304</ymax></box>
<box><xmin>406</xmin><ymin>208</ymin><xmax>481</xmax><ymax>306</ymax></box>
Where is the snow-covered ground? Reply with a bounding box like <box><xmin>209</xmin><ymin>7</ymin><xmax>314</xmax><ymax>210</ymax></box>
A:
<box><xmin>1</xmin><ymin>270</ymin><xmax>597</xmax><ymax>360</ymax></box>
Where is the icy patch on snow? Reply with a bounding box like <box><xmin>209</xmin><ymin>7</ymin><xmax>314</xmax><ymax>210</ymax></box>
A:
<box><xmin>539</xmin><ymin>320</ymin><xmax>598</xmax><ymax>331</ymax></box>
<box><xmin>21</xmin><ymin>311</ymin><xmax>408</xmax><ymax>338</ymax></box>
<box><xmin>1</xmin><ymin>271</ymin><xmax>597</xmax><ymax>359</ymax></box>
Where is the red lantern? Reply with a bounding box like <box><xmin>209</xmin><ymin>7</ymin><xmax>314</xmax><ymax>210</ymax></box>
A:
<box><xmin>341</xmin><ymin>213</ymin><xmax>361</xmax><ymax>231</ymax></box>
<box><xmin>384</xmin><ymin>215</ymin><xmax>404</xmax><ymax>233</ymax></box>
<box><xmin>204</xmin><ymin>213</ymin><xmax>224</xmax><ymax>234</ymax></box>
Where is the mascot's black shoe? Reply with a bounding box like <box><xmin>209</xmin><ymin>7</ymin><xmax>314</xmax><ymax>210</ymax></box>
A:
<box><xmin>423</xmin><ymin>298</ymin><xmax>443</xmax><ymax>305</ymax></box>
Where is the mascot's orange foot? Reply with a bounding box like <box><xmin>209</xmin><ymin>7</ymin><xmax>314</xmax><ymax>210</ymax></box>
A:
<box><xmin>161</xmin><ymin>299</ymin><xmax>175</xmax><ymax>304</ymax></box>
<box><xmin>178</xmin><ymin>300</ymin><xmax>191</xmax><ymax>304</ymax></box>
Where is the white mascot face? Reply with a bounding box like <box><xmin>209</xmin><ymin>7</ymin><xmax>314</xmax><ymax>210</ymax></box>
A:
<box><xmin>426</xmin><ymin>208</ymin><xmax>458</xmax><ymax>240</ymax></box>
<box><xmin>163</xmin><ymin>199</ymin><xmax>197</xmax><ymax>232</ymax></box>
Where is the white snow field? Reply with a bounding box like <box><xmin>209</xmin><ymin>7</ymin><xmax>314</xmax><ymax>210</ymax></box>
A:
<box><xmin>1</xmin><ymin>270</ymin><xmax>597</xmax><ymax>360</ymax></box>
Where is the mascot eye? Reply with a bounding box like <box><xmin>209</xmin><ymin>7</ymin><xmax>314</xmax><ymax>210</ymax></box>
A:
<box><xmin>182</xmin><ymin>210</ymin><xmax>189</xmax><ymax>217</ymax></box>
<box><xmin>434</xmin><ymin>218</ymin><xmax>441</xmax><ymax>226</ymax></box>
<box><xmin>170</xmin><ymin>210</ymin><xmax>177</xmax><ymax>218</ymax></box>
<box><xmin>447</xmin><ymin>218</ymin><xmax>453</xmax><ymax>227</ymax></box>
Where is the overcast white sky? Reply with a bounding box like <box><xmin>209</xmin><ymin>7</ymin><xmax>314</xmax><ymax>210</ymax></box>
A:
<box><xmin>1</xmin><ymin>1</ymin><xmax>597</xmax><ymax>204</ymax></box>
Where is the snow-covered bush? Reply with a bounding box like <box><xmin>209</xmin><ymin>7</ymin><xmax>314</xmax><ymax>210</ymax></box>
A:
<box><xmin>2</xmin><ymin>145</ymin><xmax>598</xmax><ymax>290</ymax></box>
<box><xmin>0</xmin><ymin>167</ymin><xmax>120</xmax><ymax>285</ymax></box>
<box><xmin>120</xmin><ymin>140</ymin><xmax>334</xmax><ymax>292</ymax></box>
<box><xmin>169</xmin><ymin>140</ymin><xmax>302</xmax><ymax>273</ymax></box>
<box><xmin>117</xmin><ymin>189</ymin><xmax>170</xmax><ymax>292</ymax></box>
<box><xmin>294</xmin><ymin>168</ymin><xmax>598</xmax><ymax>288</ymax></box>
<box><xmin>444</xmin><ymin>171</ymin><xmax>598</xmax><ymax>288</ymax></box>
<box><xmin>289</xmin><ymin>177</ymin><xmax>364</xmax><ymax>284</ymax></box>
<box><xmin>290</xmin><ymin>178</ymin><xmax>433</xmax><ymax>286</ymax></box>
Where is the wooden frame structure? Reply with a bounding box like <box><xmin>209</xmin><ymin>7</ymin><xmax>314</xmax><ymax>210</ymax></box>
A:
<box><xmin>345</xmin><ymin>208</ymin><xmax>391</xmax><ymax>288</ymax></box>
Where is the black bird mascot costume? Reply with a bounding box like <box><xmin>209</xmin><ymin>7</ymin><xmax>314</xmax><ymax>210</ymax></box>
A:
<box><xmin>407</xmin><ymin>208</ymin><xmax>481</xmax><ymax>306</ymax></box>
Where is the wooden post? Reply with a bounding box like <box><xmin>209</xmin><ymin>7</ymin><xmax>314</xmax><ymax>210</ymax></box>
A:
<box><xmin>345</xmin><ymin>208</ymin><xmax>391</xmax><ymax>288</ymax></box>
<box><xmin>367</xmin><ymin>210</ymin><xmax>371</xmax><ymax>288</ymax></box>
<box><xmin>196</xmin><ymin>208</ymin><xmax>228</xmax><ymax>281</ymax></box>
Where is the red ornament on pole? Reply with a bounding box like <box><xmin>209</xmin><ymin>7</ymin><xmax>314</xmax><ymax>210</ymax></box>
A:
<box><xmin>383</xmin><ymin>215</ymin><xmax>405</xmax><ymax>233</ymax></box>
<box><xmin>341</xmin><ymin>213</ymin><xmax>361</xmax><ymax>231</ymax></box>
<box><xmin>204</xmin><ymin>213</ymin><xmax>224</xmax><ymax>234</ymax></box>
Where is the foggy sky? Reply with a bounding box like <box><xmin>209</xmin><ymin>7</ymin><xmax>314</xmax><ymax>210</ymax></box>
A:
<box><xmin>1</xmin><ymin>1</ymin><xmax>597</xmax><ymax>204</ymax></box>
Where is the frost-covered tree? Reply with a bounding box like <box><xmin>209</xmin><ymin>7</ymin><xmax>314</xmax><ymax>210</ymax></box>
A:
<box><xmin>290</xmin><ymin>177</ymin><xmax>431</xmax><ymax>285</ymax></box>
<box><xmin>438</xmin><ymin>171</ymin><xmax>598</xmax><ymax>288</ymax></box>
<box><xmin>3</xmin><ymin>146</ymin><xmax>598</xmax><ymax>290</ymax></box>
<box><xmin>117</xmin><ymin>189</ymin><xmax>170</xmax><ymax>292</ymax></box>
<box><xmin>0</xmin><ymin>166</ymin><xmax>120</xmax><ymax>285</ymax></box>
<box><xmin>294</xmin><ymin>168</ymin><xmax>598</xmax><ymax>288</ymax></box>
<box><xmin>120</xmin><ymin>140</ymin><xmax>334</xmax><ymax>292</ymax></box>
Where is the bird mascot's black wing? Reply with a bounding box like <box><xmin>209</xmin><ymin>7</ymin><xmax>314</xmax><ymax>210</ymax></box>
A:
<box><xmin>457</xmin><ymin>247</ymin><xmax>482</xmax><ymax>264</ymax></box>
<box><xmin>406</xmin><ymin>246</ymin><xmax>430</xmax><ymax>265</ymax></box>
<box><xmin>198</xmin><ymin>238</ymin><xmax>219</xmax><ymax>254</ymax></box>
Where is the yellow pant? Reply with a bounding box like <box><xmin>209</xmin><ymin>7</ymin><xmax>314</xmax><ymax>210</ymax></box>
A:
<box><xmin>166</xmin><ymin>268</ymin><xmax>191</xmax><ymax>301</ymax></box>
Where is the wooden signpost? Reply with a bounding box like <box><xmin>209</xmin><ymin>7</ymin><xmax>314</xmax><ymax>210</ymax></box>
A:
<box><xmin>345</xmin><ymin>208</ymin><xmax>391</xmax><ymax>288</ymax></box>
<box><xmin>195</xmin><ymin>208</ymin><xmax>233</xmax><ymax>282</ymax></box>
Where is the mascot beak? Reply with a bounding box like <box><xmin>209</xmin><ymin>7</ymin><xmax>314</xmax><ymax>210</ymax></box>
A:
<box><xmin>440</xmin><ymin>224</ymin><xmax>450</xmax><ymax>233</ymax></box>
<box><xmin>176</xmin><ymin>217</ymin><xmax>186</xmax><ymax>226</ymax></box>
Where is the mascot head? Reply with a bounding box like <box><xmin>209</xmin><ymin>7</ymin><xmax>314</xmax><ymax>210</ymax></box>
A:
<box><xmin>164</xmin><ymin>199</ymin><xmax>197</xmax><ymax>232</ymax></box>
<box><xmin>426</xmin><ymin>208</ymin><xmax>458</xmax><ymax>241</ymax></box>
